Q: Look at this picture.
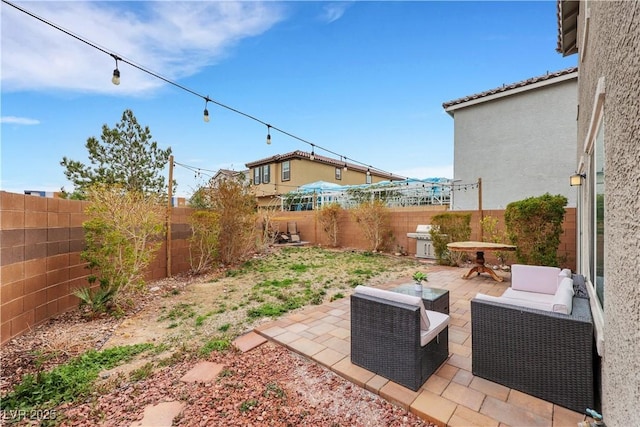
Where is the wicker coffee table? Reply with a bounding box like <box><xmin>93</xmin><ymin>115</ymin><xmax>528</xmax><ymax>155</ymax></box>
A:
<box><xmin>391</xmin><ymin>284</ymin><xmax>449</xmax><ymax>314</ymax></box>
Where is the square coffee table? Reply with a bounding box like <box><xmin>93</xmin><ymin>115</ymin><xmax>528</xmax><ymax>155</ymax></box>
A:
<box><xmin>391</xmin><ymin>284</ymin><xmax>449</xmax><ymax>314</ymax></box>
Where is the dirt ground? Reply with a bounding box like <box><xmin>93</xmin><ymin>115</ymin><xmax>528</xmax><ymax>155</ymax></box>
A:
<box><xmin>1</xmin><ymin>248</ymin><xmax>437</xmax><ymax>426</ymax></box>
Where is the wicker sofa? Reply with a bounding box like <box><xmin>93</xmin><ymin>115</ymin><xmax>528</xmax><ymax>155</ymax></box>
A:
<box><xmin>350</xmin><ymin>285</ymin><xmax>449</xmax><ymax>391</ymax></box>
<box><xmin>471</xmin><ymin>268</ymin><xmax>595</xmax><ymax>413</ymax></box>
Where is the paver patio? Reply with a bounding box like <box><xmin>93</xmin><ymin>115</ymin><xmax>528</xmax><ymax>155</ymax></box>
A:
<box><xmin>254</xmin><ymin>267</ymin><xmax>586</xmax><ymax>426</ymax></box>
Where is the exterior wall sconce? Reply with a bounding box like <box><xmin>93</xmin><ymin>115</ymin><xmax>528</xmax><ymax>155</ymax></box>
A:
<box><xmin>570</xmin><ymin>173</ymin><xmax>586</xmax><ymax>186</ymax></box>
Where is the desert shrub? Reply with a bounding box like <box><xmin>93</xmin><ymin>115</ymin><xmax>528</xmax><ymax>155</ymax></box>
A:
<box><xmin>430</xmin><ymin>212</ymin><xmax>471</xmax><ymax>265</ymax></box>
<box><xmin>351</xmin><ymin>200</ymin><xmax>393</xmax><ymax>252</ymax></box>
<box><xmin>76</xmin><ymin>184</ymin><xmax>165</xmax><ymax>313</ymax></box>
<box><xmin>190</xmin><ymin>176</ymin><xmax>257</xmax><ymax>265</ymax></box>
<box><xmin>316</xmin><ymin>203</ymin><xmax>342</xmax><ymax>246</ymax></box>
<box><xmin>480</xmin><ymin>215</ymin><xmax>511</xmax><ymax>265</ymax></box>
<box><xmin>188</xmin><ymin>210</ymin><xmax>221</xmax><ymax>274</ymax></box>
<box><xmin>505</xmin><ymin>193</ymin><xmax>567</xmax><ymax>266</ymax></box>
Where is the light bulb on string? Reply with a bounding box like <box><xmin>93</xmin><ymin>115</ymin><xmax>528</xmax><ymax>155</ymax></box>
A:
<box><xmin>203</xmin><ymin>97</ymin><xmax>211</xmax><ymax>123</ymax></box>
<box><xmin>342</xmin><ymin>157</ymin><xmax>348</xmax><ymax>171</ymax></box>
<box><xmin>266</xmin><ymin>125</ymin><xmax>272</xmax><ymax>145</ymax></box>
<box><xmin>310</xmin><ymin>145</ymin><xmax>315</xmax><ymax>161</ymax></box>
<box><xmin>111</xmin><ymin>54</ymin><xmax>121</xmax><ymax>85</ymax></box>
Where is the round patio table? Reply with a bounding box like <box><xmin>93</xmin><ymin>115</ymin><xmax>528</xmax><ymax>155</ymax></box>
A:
<box><xmin>447</xmin><ymin>241</ymin><xmax>516</xmax><ymax>282</ymax></box>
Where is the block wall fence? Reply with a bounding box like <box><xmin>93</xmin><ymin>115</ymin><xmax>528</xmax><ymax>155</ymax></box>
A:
<box><xmin>0</xmin><ymin>191</ymin><xmax>576</xmax><ymax>345</ymax></box>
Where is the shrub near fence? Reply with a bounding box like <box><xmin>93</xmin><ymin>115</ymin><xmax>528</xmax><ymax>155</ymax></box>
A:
<box><xmin>0</xmin><ymin>191</ymin><xmax>577</xmax><ymax>345</ymax></box>
<box><xmin>0</xmin><ymin>192</ymin><xmax>192</xmax><ymax>345</ymax></box>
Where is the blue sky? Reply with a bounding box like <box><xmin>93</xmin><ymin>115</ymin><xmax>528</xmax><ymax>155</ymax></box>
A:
<box><xmin>1</xmin><ymin>1</ymin><xmax>576</xmax><ymax>198</ymax></box>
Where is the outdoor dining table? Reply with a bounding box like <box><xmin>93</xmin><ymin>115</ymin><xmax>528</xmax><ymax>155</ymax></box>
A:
<box><xmin>447</xmin><ymin>241</ymin><xmax>516</xmax><ymax>282</ymax></box>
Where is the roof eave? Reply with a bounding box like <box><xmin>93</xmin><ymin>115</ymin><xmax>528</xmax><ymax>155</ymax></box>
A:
<box><xmin>556</xmin><ymin>0</ymin><xmax>579</xmax><ymax>56</ymax></box>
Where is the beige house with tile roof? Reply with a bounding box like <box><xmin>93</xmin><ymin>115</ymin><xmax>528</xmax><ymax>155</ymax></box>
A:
<box><xmin>245</xmin><ymin>150</ymin><xmax>400</xmax><ymax>208</ymax></box>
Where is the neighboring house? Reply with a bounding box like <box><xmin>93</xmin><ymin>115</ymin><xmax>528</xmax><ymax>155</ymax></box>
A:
<box><xmin>558</xmin><ymin>1</ymin><xmax>639</xmax><ymax>424</ymax></box>
<box><xmin>245</xmin><ymin>150</ymin><xmax>398</xmax><ymax>207</ymax></box>
<box><xmin>442</xmin><ymin>67</ymin><xmax>578</xmax><ymax>210</ymax></box>
<box><xmin>210</xmin><ymin>168</ymin><xmax>249</xmax><ymax>186</ymax></box>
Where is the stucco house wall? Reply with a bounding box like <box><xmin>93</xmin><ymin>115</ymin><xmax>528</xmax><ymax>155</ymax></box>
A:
<box><xmin>444</xmin><ymin>72</ymin><xmax>578</xmax><ymax>210</ymax></box>
<box><xmin>569</xmin><ymin>1</ymin><xmax>640</xmax><ymax>423</ymax></box>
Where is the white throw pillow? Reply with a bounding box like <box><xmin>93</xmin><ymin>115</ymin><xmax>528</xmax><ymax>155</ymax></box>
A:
<box><xmin>552</xmin><ymin>277</ymin><xmax>575</xmax><ymax>314</ymax></box>
<box><xmin>511</xmin><ymin>264</ymin><xmax>561</xmax><ymax>295</ymax></box>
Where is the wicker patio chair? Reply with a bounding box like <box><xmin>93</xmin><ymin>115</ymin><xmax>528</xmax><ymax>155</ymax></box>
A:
<box><xmin>471</xmin><ymin>282</ymin><xmax>596</xmax><ymax>413</ymax></box>
<box><xmin>350</xmin><ymin>287</ymin><xmax>449</xmax><ymax>391</ymax></box>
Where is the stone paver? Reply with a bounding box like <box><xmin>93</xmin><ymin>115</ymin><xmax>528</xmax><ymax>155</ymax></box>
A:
<box><xmin>411</xmin><ymin>389</ymin><xmax>457</xmax><ymax>426</ymax></box>
<box><xmin>130</xmin><ymin>401</ymin><xmax>184</xmax><ymax>427</ymax></box>
<box><xmin>180</xmin><ymin>361</ymin><xmax>223</xmax><ymax>383</ymax></box>
<box><xmin>232</xmin><ymin>331</ymin><xmax>267</xmax><ymax>352</ymax></box>
<box><xmin>379</xmin><ymin>381</ymin><xmax>421</xmax><ymax>410</ymax></box>
<box><xmin>442</xmin><ymin>380</ymin><xmax>486</xmax><ymax>412</ymax></box>
<box><xmin>480</xmin><ymin>395</ymin><xmax>549</xmax><ymax>427</ymax></box>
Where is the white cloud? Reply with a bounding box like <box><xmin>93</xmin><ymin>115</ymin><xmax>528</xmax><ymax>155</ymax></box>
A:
<box><xmin>320</xmin><ymin>2</ymin><xmax>352</xmax><ymax>24</ymax></box>
<box><xmin>0</xmin><ymin>116</ymin><xmax>40</xmax><ymax>125</ymax></box>
<box><xmin>1</xmin><ymin>1</ymin><xmax>284</xmax><ymax>95</ymax></box>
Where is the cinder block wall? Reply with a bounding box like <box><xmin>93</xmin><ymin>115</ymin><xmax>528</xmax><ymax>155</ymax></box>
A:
<box><xmin>269</xmin><ymin>207</ymin><xmax>577</xmax><ymax>269</ymax></box>
<box><xmin>0</xmin><ymin>192</ymin><xmax>192</xmax><ymax>345</ymax></box>
<box><xmin>1</xmin><ymin>191</ymin><xmax>576</xmax><ymax>345</ymax></box>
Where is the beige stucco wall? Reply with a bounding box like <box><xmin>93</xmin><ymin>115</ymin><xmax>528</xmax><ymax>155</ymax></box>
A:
<box><xmin>576</xmin><ymin>1</ymin><xmax>640</xmax><ymax>423</ymax></box>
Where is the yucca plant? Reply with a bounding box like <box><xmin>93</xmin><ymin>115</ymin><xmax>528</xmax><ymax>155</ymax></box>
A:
<box><xmin>74</xmin><ymin>276</ymin><xmax>117</xmax><ymax>317</ymax></box>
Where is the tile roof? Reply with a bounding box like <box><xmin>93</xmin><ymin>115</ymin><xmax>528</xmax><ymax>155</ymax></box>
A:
<box><xmin>442</xmin><ymin>67</ymin><xmax>578</xmax><ymax>110</ymax></box>
<box><xmin>245</xmin><ymin>150</ymin><xmax>402</xmax><ymax>179</ymax></box>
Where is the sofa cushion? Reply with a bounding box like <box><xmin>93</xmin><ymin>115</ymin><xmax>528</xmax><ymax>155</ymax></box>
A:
<box><xmin>502</xmin><ymin>288</ymin><xmax>555</xmax><ymax>305</ymax></box>
<box><xmin>552</xmin><ymin>278</ymin><xmax>575</xmax><ymax>314</ymax></box>
<box><xmin>420</xmin><ymin>310</ymin><xmax>449</xmax><ymax>347</ymax></box>
<box><xmin>473</xmin><ymin>292</ymin><xmax>553</xmax><ymax>312</ymax></box>
<box><xmin>511</xmin><ymin>264</ymin><xmax>561</xmax><ymax>295</ymax></box>
<box><xmin>354</xmin><ymin>285</ymin><xmax>430</xmax><ymax>329</ymax></box>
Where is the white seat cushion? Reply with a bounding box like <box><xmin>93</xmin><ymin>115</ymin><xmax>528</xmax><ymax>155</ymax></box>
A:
<box><xmin>474</xmin><ymin>292</ymin><xmax>553</xmax><ymax>312</ymax></box>
<box><xmin>354</xmin><ymin>285</ymin><xmax>430</xmax><ymax>329</ymax></box>
<box><xmin>420</xmin><ymin>310</ymin><xmax>449</xmax><ymax>346</ymax></box>
<box><xmin>502</xmin><ymin>288</ymin><xmax>555</xmax><ymax>305</ymax></box>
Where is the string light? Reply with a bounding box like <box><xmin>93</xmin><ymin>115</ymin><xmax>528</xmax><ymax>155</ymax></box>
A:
<box><xmin>111</xmin><ymin>54</ymin><xmax>120</xmax><ymax>85</ymax></box>
<box><xmin>4</xmin><ymin>0</ymin><xmax>404</xmax><ymax>180</ymax></box>
<box><xmin>343</xmin><ymin>157</ymin><xmax>348</xmax><ymax>171</ymax></box>
<box><xmin>310</xmin><ymin>145</ymin><xmax>315</xmax><ymax>161</ymax></box>
<box><xmin>203</xmin><ymin>97</ymin><xmax>211</xmax><ymax>123</ymax></box>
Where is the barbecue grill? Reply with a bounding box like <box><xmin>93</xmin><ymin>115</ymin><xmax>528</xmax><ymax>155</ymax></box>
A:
<box><xmin>407</xmin><ymin>224</ymin><xmax>435</xmax><ymax>259</ymax></box>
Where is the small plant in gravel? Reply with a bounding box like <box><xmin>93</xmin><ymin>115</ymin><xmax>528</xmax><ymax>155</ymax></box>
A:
<box><xmin>129</xmin><ymin>362</ymin><xmax>155</xmax><ymax>382</ymax></box>
<box><xmin>199</xmin><ymin>338</ymin><xmax>231</xmax><ymax>356</ymax></box>
<box><xmin>330</xmin><ymin>293</ymin><xmax>345</xmax><ymax>302</ymax></box>
<box><xmin>239</xmin><ymin>398</ymin><xmax>259</xmax><ymax>412</ymax></box>
<box><xmin>0</xmin><ymin>343</ymin><xmax>153</xmax><ymax>414</ymax></box>
<box><xmin>263</xmin><ymin>382</ymin><xmax>286</xmax><ymax>399</ymax></box>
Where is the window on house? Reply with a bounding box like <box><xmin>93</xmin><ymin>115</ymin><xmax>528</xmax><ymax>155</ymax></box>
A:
<box><xmin>262</xmin><ymin>165</ymin><xmax>270</xmax><ymax>184</ymax></box>
<box><xmin>253</xmin><ymin>168</ymin><xmax>261</xmax><ymax>185</ymax></box>
<box><xmin>282</xmin><ymin>161</ymin><xmax>290</xmax><ymax>181</ymax></box>
<box><xmin>335</xmin><ymin>167</ymin><xmax>341</xmax><ymax>180</ymax></box>
<box><xmin>593</xmin><ymin>121</ymin><xmax>605</xmax><ymax>306</ymax></box>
